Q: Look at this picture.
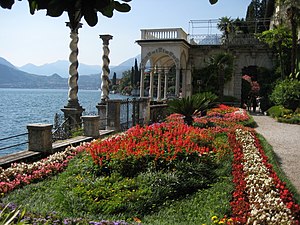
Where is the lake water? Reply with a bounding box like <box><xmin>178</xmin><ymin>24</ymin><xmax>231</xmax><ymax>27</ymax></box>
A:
<box><xmin>0</xmin><ymin>88</ymin><xmax>128</xmax><ymax>156</ymax></box>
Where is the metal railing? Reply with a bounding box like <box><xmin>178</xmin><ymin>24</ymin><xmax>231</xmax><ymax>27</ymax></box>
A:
<box><xmin>119</xmin><ymin>98</ymin><xmax>146</xmax><ymax>131</ymax></box>
<box><xmin>189</xmin><ymin>34</ymin><xmax>222</xmax><ymax>45</ymax></box>
<box><xmin>52</xmin><ymin>114</ymin><xmax>83</xmax><ymax>142</ymax></box>
<box><xmin>0</xmin><ymin>133</ymin><xmax>28</xmax><ymax>152</ymax></box>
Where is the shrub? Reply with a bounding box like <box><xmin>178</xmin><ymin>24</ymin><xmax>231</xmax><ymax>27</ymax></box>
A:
<box><xmin>167</xmin><ymin>92</ymin><xmax>218</xmax><ymax>125</ymax></box>
<box><xmin>267</xmin><ymin>105</ymin><xmax>293</xmax><ymax>118</ymax></box>
<box><xmin>270</xmin><ymin>79</ymin><xmax>300</xmax><ymax>111</ymax></box>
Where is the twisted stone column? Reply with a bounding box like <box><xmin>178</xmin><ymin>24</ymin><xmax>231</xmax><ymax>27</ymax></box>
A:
<box><xmin>62</xmin><ymin>22</ymin><xmax>84</xmax><ymax>131</ymax></box>
<box><xmin>100</xmin><ymin>34</ymin><xmax>113</xmax><ymax>103</ymax></box>
<box><xmin>66</xmin><ymin>22</ymin><xmax>82</xmax><ymax>108</ymax></box>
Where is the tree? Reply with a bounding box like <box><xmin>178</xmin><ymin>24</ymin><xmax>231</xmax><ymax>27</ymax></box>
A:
<box><xmin>134</xmin><ymin>58</ymin><xmax>140</xmax><ymax>85</ymax></box>
<box><xmin>257</xmin><ymin>25</ymin><xmax>292</xmax><ymax>79</ymax></box>
<box><xmin>217</xmin><ymin>16</ymin><xmax>233</xmax><ymax>41</ymax></box>
<box><xmin>1</xmin><ymin>0</ymin><xmax>219</xmax><ymax>10</ymax></box>
<box><xmin>208</xmin><ymin>52</ymin><xmax>234</xmax><ymax>102</ymax></box>
<box><xmin>112</xmin><ymin>72</ymin><xmax>117</xmax><ymax>86</ymax></box>
<box><xmin>276</xmin><ymin>0</ymin><xmax>300</xmax><ymax>78</ymax></box>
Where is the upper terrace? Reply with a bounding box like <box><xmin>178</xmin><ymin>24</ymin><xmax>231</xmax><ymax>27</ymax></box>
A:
<box><xmin>139</xmin><ymin>19</ymin><xmax>268</xmax><ymax>46</ymax></box>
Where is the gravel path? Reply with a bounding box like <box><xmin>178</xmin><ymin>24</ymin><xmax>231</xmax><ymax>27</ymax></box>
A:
<box><xmin>251</xmin><ymin>113</ymin><xmax>300</xmax><ymax>194</ymax></box>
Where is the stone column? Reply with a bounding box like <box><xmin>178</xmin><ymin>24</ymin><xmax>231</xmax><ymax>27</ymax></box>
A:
<box><xmin>164</xmin><ymin>67</ymin><xmax>168</xmax><ymax>99</ymax></box>
<box><xmin>157</xmin><ymin>68</ymin><xmax>162</xmax><ymax>101</ymax></box>
<box><xmin>62</xmin><ymin>22</ymin><xmax>85</xmax><ymax>129</ymax></box>
<box><xmin>65</xmin><ymin>22</ymin><xmax>83</xmax><ymax>109</ymax></box>
<box><xmin>186</xmin><ymin>67</ymin><xmax>192</xmax><ymax>98</ymax></box>
<box><xmin>149</xmin><ymin>69</ymin><xmax>154</xmax><ymax>100</ymax></box>
<box><xmin>81</xmin><ymin>116</ymin><xmax>100</xmax><ymax>138</ymax></box>
<box><xmin>27</xmin><ymin>124</ymin><xmax>53</xmax><ymax>153</ymax></box>
<box><xmin>139</xmin><ymin>67</ymin><xmax>145</xmax><ymax>97</ymax></box>
<box><xmin>175</xmin><ymin>68</ymin><xmax>180</xmax><ymax>97</ymax></box>
<box><xmin>181</xmin><ymin>69</ymin><xmax>186</xmax><ymax>98</ymax></box>
<box><xmin>100</xmin><ymin>34</ymin><xmax>113</xmax><ymax>103</ymax></box>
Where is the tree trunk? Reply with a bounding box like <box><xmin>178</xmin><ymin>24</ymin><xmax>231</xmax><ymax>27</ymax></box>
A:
<box><xmin>290</xmin><ymin>7</ymin><xmax>297</xmax><ymax>77</ymax></box>
<box><xmin>218</xmin><ymin>67</ymin><xmax>225</xmax><ymax>103</ymax></box>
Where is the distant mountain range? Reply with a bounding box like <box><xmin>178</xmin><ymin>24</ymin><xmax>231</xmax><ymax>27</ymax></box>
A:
<box><xmin>0</xmin><ymin>55</ymin><xmax>140</xmax><ymax>89</ymax></box>
<box><xmin>19</xmin><ymin>56</ymin><xmax>140</xmax><ymax>78</ymax></box>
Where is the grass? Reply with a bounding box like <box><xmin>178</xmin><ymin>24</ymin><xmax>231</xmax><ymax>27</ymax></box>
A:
<box><xmin>2</xmin><ymin>133</ymin><xmax>233</xmax><ymax>224</ymax></box>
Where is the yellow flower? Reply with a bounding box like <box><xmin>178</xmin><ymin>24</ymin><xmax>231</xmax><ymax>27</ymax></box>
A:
<box><xmin>211</xmin><ymin>216</ymin><xmax>218</xmax><ymax>221</ymax></box>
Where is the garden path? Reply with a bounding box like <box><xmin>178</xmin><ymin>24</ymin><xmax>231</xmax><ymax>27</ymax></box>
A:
<box><xmin>251</xmin><ymin>113</ymin><xmax>300</xmax><ymax>194</ymax></box>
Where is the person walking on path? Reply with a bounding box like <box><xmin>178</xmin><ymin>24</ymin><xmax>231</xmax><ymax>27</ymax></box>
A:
<box><xmin>252</xmin><ymin>113</ymin><xmax>300</xmax><ymax>194</ymax></box>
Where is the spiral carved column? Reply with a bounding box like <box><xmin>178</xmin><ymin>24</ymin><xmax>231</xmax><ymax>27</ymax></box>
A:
<box><xmin>100</xmin><ymin>34</ymin><xmax>113</xmax><ymax>103</ymax></box>
<box><xmin>62</xmin><ymin>22</ymin><xmax>84</xmax><ymax>130</ymax></box>
<box><xmin>66</xmin><ymin>22</ymin><xmax>82</xmax><ymax>108</ymax></box>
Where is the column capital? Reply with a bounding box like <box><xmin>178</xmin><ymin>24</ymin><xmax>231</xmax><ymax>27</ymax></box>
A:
<box><xmin>66</xmin><ymin>22</ymin><xmax>82</xmax><ymax>33</ymax></box>
<box><xmin>100</xmin><ymin>34</ymin><xmax>113</xmax><ymax>45</ymax></box>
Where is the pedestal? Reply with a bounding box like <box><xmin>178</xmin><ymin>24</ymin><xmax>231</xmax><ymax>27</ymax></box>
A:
<box><xmin>81</xmin><ymin>116</ymin><xmax>100</xmax><ymax>138</ymax></box>
<box><xmin>61</xmin><ymin>106</ymin><xmax>85</xmax><ymax>131</ymax></box>
<box><xmin>106</xmin><ymin>100</ymin><xmax>121</xmax><ymax>131</ymax></box>
<box><xmin>27</xmin><ymin>123</ymin><xmax>53</xmax><ymax>153</ymax></box>
<box><xmin>96</xmin><ymin>103</ymin><xmax>107</xmax><ymax>129</ymax></box>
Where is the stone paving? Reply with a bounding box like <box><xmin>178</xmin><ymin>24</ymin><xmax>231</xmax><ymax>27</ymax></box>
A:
<box><xmin>252</xmin><ymin>113</ymin><xmax>300</xmax><ymax>194</ymax></box>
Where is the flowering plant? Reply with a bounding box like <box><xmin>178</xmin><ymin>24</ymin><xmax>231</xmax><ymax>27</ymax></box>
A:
<box><xmin>229</xmin><ymin>127</ymin><xmax>300</xmax><ymax>224</ymax></box>
<box><xmin>86</xmin><ymin>121</ymin><xmax>215</xmax><ymax>176</ymax></box>
<box><xmin>0</xmin><ymin>145</ymin><xmax>85</xmax><ymax>195</ymax></box>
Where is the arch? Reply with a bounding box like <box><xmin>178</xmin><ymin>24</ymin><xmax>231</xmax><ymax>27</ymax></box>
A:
<box><xmin>141</xmin><ymin>47</ymin><xmax>180</xmax><ymax>69</ymax></box>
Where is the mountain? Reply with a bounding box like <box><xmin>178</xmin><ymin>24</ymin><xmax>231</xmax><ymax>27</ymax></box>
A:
<box><xmin>19</xmin><ymin>60</ymin><xmax>101</xmax><ymax>78</ymax></box>
<box><xmin>19</xmin><ymin>55</ymin><xmax>141</xmax><ymax>78</ymax></box>
<box><xmin>0</xmin><ymin>64</ymin><xmax>68</xmax><ymax>89</ymax></box>
<box><xmin>0</xmin><ymin>57</ymin><xmax>17</xmax><ymax>70</ymax></box>
<box><xmin>0</xmin><ymin>55</ymin><xmax>140</xmax><ymax>89</ymax></box>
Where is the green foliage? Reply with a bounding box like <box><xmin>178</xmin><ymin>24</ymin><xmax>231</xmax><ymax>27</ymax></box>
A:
<box><xmin>257</xmin><ymin>25</ymin><xmax>292</xmax><ymax>49</ymax></box>
<box><xmin>2</xmin><ymin>151</ymin><xmax>220</xmax><ymax>221</ymax></box>
<box><xmin>28</xmin><ymin>0</ymin><xmax>131</xmax><ymax>28</ymax></box>
<box><xmin>257</xmin><ymin>26</ymin><xmax>292</xmax><ymax>78</ymax></box>
<box><xmin>267</xmin><ymin>105</ymin><xmax>300</xmax><ymax>124</ymax></box>
<box><xmin>267</xmin><ymin>105</ymin><xmax>293</xmax><ymax>118</ymax></box>
<box><xmin>118</xmin><ymin>69</ymin><xmax>132</xmax><ymax>95</ymax></box>
<box><xmin>192</xmin><ymin>52</ymin><xmax>234</xmax><ymax>98</ymax></box>
<box><xmin>270</xmin><ymin>79</ymin><xmax>300</xmax><ymax>111</ymax></box>
<box><xmin>167</xmin><ymin>92</ymin><xmax>218</xmax><ymax>125</ymax></box>
<box><xmin>0</xmin><ymin>203</ymin><xmax>26</xmax><ymax>225</ymax></box>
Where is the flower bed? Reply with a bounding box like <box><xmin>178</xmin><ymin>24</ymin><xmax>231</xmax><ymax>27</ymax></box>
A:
<box><xmin>1</xmin><ymin>104</ymin><xmax>299</xmax><ymax>224</ymax></box>
<box><xmin>86</xmin><ymin>121</ymin><xmax>215</xmax><ymax>174</ymax></box>
<box><xmin>230</xmin><ymin>127</ymin><xmax>300</xmax><ymax>224</ymax></box>
<box><xmin>0</xmin><ymin>145</ymin><xmax>84</xmax><ymax>195</ymax></box>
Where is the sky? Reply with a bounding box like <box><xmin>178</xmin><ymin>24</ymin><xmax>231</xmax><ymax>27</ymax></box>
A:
<box><xmin>0</xmin><ymin>0</ymin><xmax>252</xmax><ymax>67</ymax></box>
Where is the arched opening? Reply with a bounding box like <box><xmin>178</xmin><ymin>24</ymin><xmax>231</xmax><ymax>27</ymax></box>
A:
<box><xmin>140</xmin><ymin>49</ymin><xmax>181</xmax><ymax>99</ymax></box>
<box><xmin>241</xmin><ymin>65</ymin><xmax>278</xmax><ymax>112</ymax></box>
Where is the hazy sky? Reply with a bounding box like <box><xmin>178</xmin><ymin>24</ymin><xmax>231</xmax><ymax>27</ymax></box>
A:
<box><xmin>0</xmin><ymin>0</ymin><xmax>251</xmax><ymax>67</ymax></box>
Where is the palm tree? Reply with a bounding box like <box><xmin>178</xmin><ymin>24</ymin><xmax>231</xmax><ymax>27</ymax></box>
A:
<box><xmin>168</xmin><ymin>92</ymin><xmax>217</xmax><ymax>125</ymax></box>
<box><xmin>208</xmin><ymin>53</ymin><xmax>234</xmax><ymax>103</ymax></box>
<box><xmin>217</xmin><ymin>16</ymin><xmax>233</xmax><ymax>42</ymax></box>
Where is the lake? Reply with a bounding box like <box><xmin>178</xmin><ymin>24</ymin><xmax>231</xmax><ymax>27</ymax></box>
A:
<box><xmin>0</xmin><ymin>88</ymin><xmax>129</xmax><ymax>156</ymax></box>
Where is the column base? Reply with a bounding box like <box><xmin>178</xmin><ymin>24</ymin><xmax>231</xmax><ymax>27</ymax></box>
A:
<box><xmin>61</xmin><ymin>106</ymin><xmax>85</xmax><ymax>130</ymax></box>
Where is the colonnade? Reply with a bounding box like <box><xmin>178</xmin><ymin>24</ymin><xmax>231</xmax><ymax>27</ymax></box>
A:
<box><xmin>139</xmin><ymin>66</ymin><xmax>181</xmax><ymax>100</ymax></box>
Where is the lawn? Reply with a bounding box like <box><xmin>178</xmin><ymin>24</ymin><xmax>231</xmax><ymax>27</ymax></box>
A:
<box><xmin>0</xmin><ymin>105</ymin><xmax>299</xmax><ymax>225</ymax></box>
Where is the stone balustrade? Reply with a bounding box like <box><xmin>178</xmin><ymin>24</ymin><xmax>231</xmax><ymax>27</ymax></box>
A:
<box><xmin>141</xmin><ymin>28</ymin><xmax>188</xmax><ymax>41</ymax></box>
